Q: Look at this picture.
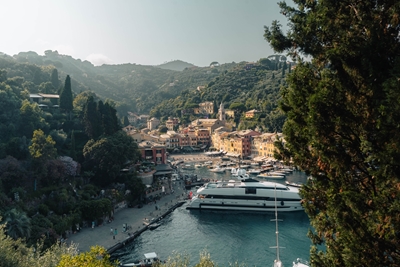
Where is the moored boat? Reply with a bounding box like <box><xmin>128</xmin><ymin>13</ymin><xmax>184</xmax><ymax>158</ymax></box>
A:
<box><xmin>210</xmin><ymin>166</ymin><xmax>226</xmax><ymax>173</ymax></box>
<box><xmin>248</xmin><ymin>169</ymin><xmax>262</xmax><ymax>175</ymax></box>
<box><xmin>269</xmin><ymin>172</ymin><xmax>286</xmax><ymax>177</ymax></box>
<box><xmin>285</xmin><ymin>181</ymin><xmax>303</xmax><ymax>188</ymax></box>
<box><xmin>119</xmin><ymin>252</ymin><xmax>161</xmax><ymax>267</ymax></box>
<box><xmin>257</xmin><ymin>173</ymin><xmax>285</xmax><ymax>179</ymax></box>
<box><xmin>186</xmin><ymin>177</ymin><xmax>304</xmax><ymax>212</ymax></box>
<box><xmin>292</xmin><ymin>258</ymin><xmax>310</xmax><ymax>267</ymax></box>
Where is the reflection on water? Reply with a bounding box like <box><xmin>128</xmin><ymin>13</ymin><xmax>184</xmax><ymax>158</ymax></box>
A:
<box><xmin>113</xmin><ymin>169</ymin><xmax>311</xmax><ymax>267</ymax></box>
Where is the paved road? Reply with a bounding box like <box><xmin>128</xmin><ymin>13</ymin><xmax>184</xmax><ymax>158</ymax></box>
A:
<box><xmin>67</xmin><ymin>181</ymin><xmax>188</xmax><ymax>252</ymax></box>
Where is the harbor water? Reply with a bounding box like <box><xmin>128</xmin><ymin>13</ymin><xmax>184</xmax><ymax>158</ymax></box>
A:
<box><xmin>113</xmin><ymin>166</ymin><xmax>312</xmax><ymax>267</ymax></box>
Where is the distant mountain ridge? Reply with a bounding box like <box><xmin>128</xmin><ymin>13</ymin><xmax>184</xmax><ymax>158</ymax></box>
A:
<box><xmin>156</xmin><ymin>60</ymin><xmax>196</xmax><ymax>71</ymax></box>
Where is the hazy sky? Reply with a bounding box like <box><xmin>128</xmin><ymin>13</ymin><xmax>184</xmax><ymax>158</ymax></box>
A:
<box><xmin>1</xmin><ymin>0</ymin><xmax>290</xmax><ymax>67</ymax></box>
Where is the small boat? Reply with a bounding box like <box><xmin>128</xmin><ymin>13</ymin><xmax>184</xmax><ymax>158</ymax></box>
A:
<box><xmin>269</xmin><ymin>172</ymin><xmax>286</xmax><ymax>177</ymax></box>
<box><xmin>182</xmin><ymin>164</ymin><xmax>195</xmax><ymax>170</ymax></box>
<box><xmin>195</xmin><ymin>163</ymin><xmax>203</xmax><ymax>168</ymax></box>
<box><xmin>293</xmin><ymin>258</ymin><xmax>310</xmax><ymax>267</ymax></box>
<box><xmin>148</xmin><ymin>223</ymin><xmax>161</xmax><ymax>230</ymax></box>
<box><xmin>119</xmin><ymin>252</ymin><xmax>161</xmax><ymax>267</ymax></box>
<box><xmin>248</xmin><ymin>169</ymin><xmax>261</xmax><ymax>175</ymax></box>
<box><xmin>204</xmin><ymin>161</ymin><xmax>213</xmax><ymax>165</ymax></box>
<box><xmin>257</xmin><ymin>173</ymin><xmax>285</xmax><ymax>179</ymax></box>
<box><xmin>285</xmin><ymin>181</ymin><xmax>303</xmax><ymax>188</ymax></box>
<box><xmin>240</xmin><ymin>164</ymin><xmax>251</xmax><ymax>169</ymax></box>
<box><xmin>210</xmin><ymin>166</ymin><xmax>226</xmax><ymax>173</ymax></box>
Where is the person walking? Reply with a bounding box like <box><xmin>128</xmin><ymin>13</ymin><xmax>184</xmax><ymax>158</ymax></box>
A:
<box><xmin>110</xmin><ymin>227</ymin><xmax>113</xmax><ymax>235</ymax></box>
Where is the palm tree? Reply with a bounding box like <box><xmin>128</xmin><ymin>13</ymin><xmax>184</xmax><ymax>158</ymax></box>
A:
<box><xmin>3</xmin><ymin>208</ymin><xmax>31</xmax><ymax>239</ymax></box>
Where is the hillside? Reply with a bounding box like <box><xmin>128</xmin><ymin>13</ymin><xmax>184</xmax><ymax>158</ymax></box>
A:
<box><xmin>0</xmin><ymin>51</ymin><xmax>289</xmax><ymax>131</ymax></box>
<box><xmin>151</xmin><ymin>58</ymin><xmax>291</xmax><ymax>132</ymax></box>
<box><xmin>156</xmin><ymin>60</ymin><xmax>196</xmax><ymax>71</ymax></box>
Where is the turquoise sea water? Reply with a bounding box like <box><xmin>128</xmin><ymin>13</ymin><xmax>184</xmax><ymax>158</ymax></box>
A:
<box><xmin>113</xmin><ymin>167</ymin><xmax>311</xmax><ymax>267</ymax></box>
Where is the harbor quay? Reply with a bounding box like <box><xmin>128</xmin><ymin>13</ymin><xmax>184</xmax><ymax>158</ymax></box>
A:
<box><xmin>66</xmin><ymin>180</ymin><xmax>188</xmax><ymax>253</ymax></box>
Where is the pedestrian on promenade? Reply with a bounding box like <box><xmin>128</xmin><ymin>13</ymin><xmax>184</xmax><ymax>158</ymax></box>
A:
<box><xmin>110</xmin><ymin>228</ymin><xmax>113</xmax><ymax>235</ymax></box>
<box><xmin>114</xmin><ymin>228</ymin><xmax>118</xmax><ymax>236</ymax></box>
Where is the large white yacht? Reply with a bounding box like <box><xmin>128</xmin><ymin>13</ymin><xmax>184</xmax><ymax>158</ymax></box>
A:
<box><xmin>186</xmin><ymin>178</ymin><xmax>304</xmax><ymax>212</ymax></box>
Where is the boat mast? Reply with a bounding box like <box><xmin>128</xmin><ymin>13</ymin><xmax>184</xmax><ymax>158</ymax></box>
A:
<box><xmin>271</xmin><ymin>185</ymin><xmax>283</xmax><ymax>267</ymax></box>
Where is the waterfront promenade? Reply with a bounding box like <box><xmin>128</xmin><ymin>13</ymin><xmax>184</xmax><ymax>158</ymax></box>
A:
<box><xmin>67</xmin><ymin>180</ymin><xmax>187</xmax><ymax>253</ymax></box>
<box><xmin>66</xmin><ymin>153</ymin><xmax>214</xmax><ymax>253</ymax></box>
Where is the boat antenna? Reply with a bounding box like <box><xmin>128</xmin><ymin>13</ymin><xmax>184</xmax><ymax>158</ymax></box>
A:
<box><xmin>271</xmin><ymin>184</ymin><xmax>284</xmax><ymax>267</ymax></box>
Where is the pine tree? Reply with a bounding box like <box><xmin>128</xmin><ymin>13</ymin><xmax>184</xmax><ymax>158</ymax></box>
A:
<box><xmin>265</xmin><ymin>1</ymin><xmax>400</xmax><ymax>266</ymax></box>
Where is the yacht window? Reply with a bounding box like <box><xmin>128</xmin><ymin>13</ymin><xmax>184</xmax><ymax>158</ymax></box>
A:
<box><xmin>245</xmin><ymin>187</ymin><xmax>256</xmax><ymax>194</ymax></box>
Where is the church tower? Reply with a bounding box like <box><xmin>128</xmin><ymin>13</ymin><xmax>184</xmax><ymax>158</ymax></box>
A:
<box><xmin>219</xmin><ymin>102</ymin><xmax>226</xmax><ymax>122</ymax></box>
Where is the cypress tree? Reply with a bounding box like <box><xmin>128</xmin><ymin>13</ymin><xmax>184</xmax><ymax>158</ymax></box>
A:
<box><xmin>50</xmin><ymin>68</ymin><xmax>59</xmax><ymax>89</ymax></box>
<box><xmin>59</xmin><ymin>75</ymin><xmax>73</xmax><ymax>118</ymax></box>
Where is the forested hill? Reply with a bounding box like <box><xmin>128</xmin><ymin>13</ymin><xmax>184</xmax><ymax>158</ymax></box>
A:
<box><xmin>0</xmin><ymin>51</ymin><xmax>236</xmax><ymax>115</ymax></box>
<box><xmin>156</xmin><ymin>60</ymin><xmax>196</xmax><ymax>71</ymax></box>
<box><xmin>0</xmin><ymin>51</ymin><xmax>290</xmax><ymax>131</ymax></box>
<box><xmin>151</xmin><ymin>58</ymin><xmax>291</xmax><ymax>132</ymax></box>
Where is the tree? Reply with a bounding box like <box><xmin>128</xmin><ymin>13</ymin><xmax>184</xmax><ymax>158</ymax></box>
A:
<box><xmin>122</xmin><ymin>116</ymin><xmax>130</xmax><ymax>127</ymax></box>
<box><xmin>50</xmin><ymin>68</ymin><xmax>59</xmax><ymax>89</ymax></box>
<box><xmin>29</xmin><ymin>129</ymin><xmax>57</xmax><ymax>187</ymax></box>
<box><xmin>82</xmin><ymin>96</ymin><xmax>102</xmax><ymax>139</ymax></box>
<box><xmin>3</xmin><ymin>208</ymin><xmax>31</xmax><ymax>240</ymax></box>
<box><xmin>59</xmin><ymin>75</ymin><xmax>73</xmax><ymax>118</ymax></box>
<box><xmin>29</xmin><ymin>129</ymin><xmax>57</xmax><ymax>163</ymax></box>
<box><xmin>57</xmin><ymin>245</ymin><xmax>117</xmax><ymax>267</ymax></box>
<box><xmin>0</xmin><ymin>220</ymin><xmax>79</xmax><ymax>267</ymax></box>
<box><xmin>264</xmin><ymin>1</ymin><xmax>400</xmax><ymax>266</ymax></box>
<box><xmin>19</xmin><ymin>100</ymin><xmax>47</xmax><ymax>138</ymax></box>
<box><xmin>83</xmin><ymin>131</ymin><xmax>140</xmax><ymax>185</ymax></box>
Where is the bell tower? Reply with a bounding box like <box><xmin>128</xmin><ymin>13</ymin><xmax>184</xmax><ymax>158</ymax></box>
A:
<box><xmin>219</xmin><ymin>102</ymin><xmax>225</xmax><ymax>122</ymax></box>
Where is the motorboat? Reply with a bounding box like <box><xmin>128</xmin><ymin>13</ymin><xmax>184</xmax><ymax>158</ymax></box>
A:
<box><xmin>293</xmin><ymin>258</ymin><xmax>310</xmax><ymax>267</ymax></box>
<box><xmin>148</xmin><ymin>222</ymin><xmax>161</xmax><ymax>230</ymax></box>
<box><xmin>210</xmin><ymin>166</ymin><xmax>226</xmax><ymax>173</ymax></box>
<box><xmin>231</xmin><ymin>168</ymin><xmax>247</xmax><ymax>177</ymax></box>
<box><xmin>285</xmin><ymin>181</ymin><xmax>303</xmax><ymax>188</ymax></box>
<box><xmin>269</xmin><ymin>172</ymin><xmax>286</xmax><ymax>177</ymax></box>
<box><xmin>248</xmin><ymin>169</ymin><xmax>261</xmax><ymax>175</ymax></box>
<box><xmin>186</xmin><ymin>178</ymin><xmax>304</xmax><ymax>212</ymax></box>
<box><xmin>195</xmin><ymin>163</ymin><xmax>203</xmax><ymax>168</ymax></box>
<box><xmin>257</xmin><ymin>173</ymin><xmax>285</xmax><ymax>179</ymax></box>
<box><xmin>181</xmin><ymin>164</ymin><xmax>195</xmax><ymax>170</ymax></box>
<box><xmin>119</xmin><ymin>252</ymin><xmax>161</xmax><ymax>267</ymax></box>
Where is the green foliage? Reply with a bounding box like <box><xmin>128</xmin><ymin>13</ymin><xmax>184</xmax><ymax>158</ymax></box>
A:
<box><xmin>266</xmin><ymin>1</ymin><xmax>400</xmax><ymax>266</ymax></box>
<box><xmin>0</xmin><ymin>219</ymin><xmax>79</xmax><ymax>267</ymax></box>
<box><xmin>29</xmin><ymin>129</ymin><xmax>57</xmax><ymax>162</ymax></box>
<box><xmin>2</xmin><ymin>208</ymin><xmax>31</xmax><ymax>239</ymax></box>
<box><xmin>83</xmin><ymin>131</ymin><xmax>140</xmax><ymax>186</ymax></box>
<box><xmin>19</xmin><ymin>100</ymin><xmax>48</xmax><ymax>138</ymax></box>
<box><xmin>79</xmin><ymin>199</ymin><xmax>112</xmax><ymax>221</ymax></box>
<box><xmin>57</xmin><ymin>245</ymin><xmax>117</xmax><ymax>267</ymax></box>
<box><xmin>59</xmin><ymin>75</ymin><xmax>73</xmax><ymax>113</ymax></box>
<box><xmin>50</xmin><ymin>68</ymin><xmax>59</xmax><ymax>89</ymax></box>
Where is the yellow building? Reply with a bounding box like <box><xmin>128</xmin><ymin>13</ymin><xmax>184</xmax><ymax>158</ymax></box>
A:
<box><xmin>251</xmin><ymin>133</ymin><xmax>283</xmax><ymax>159</ymax></box>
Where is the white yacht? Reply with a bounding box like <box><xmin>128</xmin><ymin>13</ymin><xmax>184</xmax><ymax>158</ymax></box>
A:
<box><xmin>210</xmin><ymin>165</ymin><xmax>226</xmax><ymax>173</ymax></box>
<box><xmin>119</xmin><ymin>252</ymin><xmax>161</xmax><ymax>267</ymax></box>
<box><xmin>292</xmin><ymin>258</ymin><xmax>310</xmax><ymax>267</ymax></box>
<box><xmin>186</xmin><ymin>178</ymin><xmax>304</xmax><ymax>212</ymax></box>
